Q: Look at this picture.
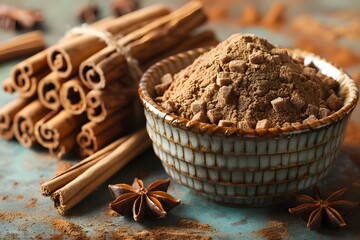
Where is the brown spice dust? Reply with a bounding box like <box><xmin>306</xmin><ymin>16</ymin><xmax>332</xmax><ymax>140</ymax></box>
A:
<box><xmin>111</xmin><ymin>219</ymin><xmax>212</xmax><ymax>240</ymax></box>
<box><xmin>254</xmin><ymin>220</ymin><xmax>288</xmax><ymax>240</ymax></box>
<box><xmin>158</xmin><ymin>33</ymin><xmax>342</xmax><ymax>129</ymax></box>
<box><xmin>51</xmin><ymin>219</ymin><xmax>89</xmax><ymax>240</ymax></box>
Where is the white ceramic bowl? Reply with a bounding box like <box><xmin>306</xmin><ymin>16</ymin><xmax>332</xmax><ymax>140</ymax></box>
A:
<box><xmin>138</xmin><ymin>48</ymin><xmax>359</xmax><ymax>206</ymax></box>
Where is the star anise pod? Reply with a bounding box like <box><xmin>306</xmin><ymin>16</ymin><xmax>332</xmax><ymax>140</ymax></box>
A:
<box><xmin>108</xmin><ymin>178</ymin><xmax>181</xmax><ymax>222</ymax></box>
<box><xmin>289</xmin><ymin>186</ymin><xmax>358</xmax><ymax>230</ymax></box>
<box><xmin>0</xmin><ymin>4</ymin><xmax>42</xmax><ymax>30</ymax></box>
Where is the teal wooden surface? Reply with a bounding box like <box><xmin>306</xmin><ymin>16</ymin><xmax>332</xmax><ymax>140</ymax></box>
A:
<box><xmin>0</xmin><ymin>0</ymin><xmax>360</xmax><ymax>239</ymax></box>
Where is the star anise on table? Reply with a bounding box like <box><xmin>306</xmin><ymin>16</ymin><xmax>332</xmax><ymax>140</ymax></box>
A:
<box><xmin>289</xmin><ymin>186</ymin><xmax>358</xmax><ymax>230</ymax></box>
<box><xmin>108</xmin><ymin>178</ymin><xmax>181</xmax><ymax>222</ymax></box>
<box><xmin>0</xmin><ymin>4</ymin><xmax>43</xmax><ymax>30</ymax></box>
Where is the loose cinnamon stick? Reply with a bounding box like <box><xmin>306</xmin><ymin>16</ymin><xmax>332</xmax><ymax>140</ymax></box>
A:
<box><xmin>47</xmin><ymin>4</ymin><xmax>170</xmax><ymax>78</ymax></box>
<box><xmin>77</xmin><ymin>108</ymin><xmax>132</xmax><ymax>158</ymax></box>
<box><xmin>0</xmin><ymin>98</ymin><xmax>32</xmax><ymax>139</ymax></box>
<box><xmin>11</xmin><ymin>49</ymin><xmax>51</xmax><ymax>98</ymax></box>
<box><xmin>50</xmin><ymin>128</ymin><xmax>151</xmax><ymax>214</ymax></box>
<box><xmin>13</xmin><ymin>100</ymin><xmax>51</xmax><ymax>147</ymax></box>
<box><xmin>41</xmin><ymin>135</ymin><xmax>130</xmax><ymax>196</ymax></box>
<box><xmin>59</xmin><ymin>78</ymin><xmax>89</xmax><ymax>115</ymax></box>
<box><xmin>0</xmin><ymin>31</ymin><xmax>45</xmax><ymax>63</ymax></box>
<box><xmin>2</xmin><ymin>78</ymin><xmax>15</xmax><ymax>94</ymax></box>
<box><xmin>86</xmin><ymin>80</ymin><xmax>137</xmax><ymax>123</ymax></box>
<box><xmin>80</xmin><ymin>1</ymin><xmax>206</xmax><ymax>89</ymax></box>
<box><xmin>34</xmin><ymin>110</ymin><xmax>87</xmax><ymax>155</ymax></box>
<box><xmin>37</xmin><ymin>72</ymin><xmax>69</xmax><ymax>110</ymax></box>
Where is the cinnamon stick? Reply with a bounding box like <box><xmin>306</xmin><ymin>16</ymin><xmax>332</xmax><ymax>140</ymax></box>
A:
<box><xmin>47</xmin><ymin>4</ymin><xmax>170</xmax><ymax>78</ymax></box>
<box><xmin>2</xmin><ymin>78</ymin><xmax>15</xmax><ymax>94</ymax></box>
<box><xmin>141</xmin><ymin>30</ymin><xmax>219</xmax><ymax>70</ymax></box>
<box><xmin>50</xmin><ymin>128</ymin><xmax>150</xmax><ymax>214</ymax></box>
<box><xmin>49</xmin><ymin>131</ymin><xmax>77</xmax><ymax>159</ymax></box>
<box><xmin>9</xmin><ymin>17</ymin><xmax>117</xmax><ymax>99</ymax></box>
<box><xmin>37</xmin><ymin>72</ymin><xmax>68</xmax><ymax>110</ymax></box>
<box><xmin>0</xmin><ymin>98</ymin><xmax>32</xmax><ymax>139</ymax></box>
<box><xmin>59</xmin><ymin>78</ymin><xmax>89</xmax><ymax>115</ymax></box>
<box><xmin>0</xmin><ymin>31</ymin><xmax>45</xmax><ymax>63</ymax></box>
<box><xmin>34</xmin><ymin>110</ymin><xmax>87</xmax><ymax>155</ymax></box>
<box><xmin>77</xmin><ymin>108</ymin><xmax>132</xmax><ymax>158</ymax></box>
<box><xmin>86</xmin><ymin>80</ymin><xmax>137</xmax><ymax>123</ymax></box>
<box><xmin>11</xmin><ymin>49</ymin><xmax>51</xmax><ymax>98</ymax></box>
<box><xmin>13</xmin><ymin>100</ymin><xmax>51</xmax><ymax>147</ymax></box>
<box><xmin>85</xmin><ymin>30</ymin><xmax>217</xmax><ymax>123</ymax></box>
<box><xmin>41</xmin><ymin>135</ymin><xmax>131</xmax><ymax>196</ymax></box>
<box><xmin>80</xmin><ymin>1</ymin><xmax>206</xmax><ymax>89</ymax></box>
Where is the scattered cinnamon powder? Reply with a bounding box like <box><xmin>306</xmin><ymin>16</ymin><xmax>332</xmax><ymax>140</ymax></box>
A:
<box><xmin>16</xmin><ymin>195</ymin><xmax>24</xmax><ymax>200</ymax></box>
<box><xmin>111</xmin><ymin>219</ymin><xmax>212</xmax><ymax>240</ymax></box>
<box><xmin>51</xmin><ymin>219</ymin><xmax>89</xmax><ymax>240</ymax></box>
<box><xmin>25</xmin><ymin>197</ymin><xmax>37</xmax><ymax>208</ymax></box>
<box><xmin>254</xmin><ymin>220</ymin><xmax>288</xmax><ymax>240</ymax></box>
<box><xmin>157</xmin><ymin>34</ymin><xmax>342</xmax><ymax>129</ymax></box>
<box><xmin>105</xmin><ymin>208</ymin><xmax>120</xmax><ymax>217</ymax></box>
<box><xmin>54</xmin><ymin>161</ymin><xmax>73</xmax><ymax>176</ymax></box>
<box><xmin>177</xmin><ymin>219</ymin><xmax>213</xmax><ymax>231</ymax></box>
<box><xmin>0</xmin><ymin>212</ymin><xmax>25</xmax><ymax>222</ymax></box>
<box><xmin>0</xmin><ymin>195</ymin><xmax>8</xmax><ymax>200</ymax></box>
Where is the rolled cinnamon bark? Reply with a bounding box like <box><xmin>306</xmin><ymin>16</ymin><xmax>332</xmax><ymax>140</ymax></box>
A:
<box><xmin>47</xmin><ymin>4</ymin><xmax>170</xmax><ymax>78</ymax></box>
<box><xmin>0</xmin><ymin>98</ymin><xmax>32</xmax><ymax>139</ymax></box>
<box><xmin>49</xmin><ymin>131</ymin><xmax>77</xmax><ymax>159</ymax></box>
<box><xmin>2</xmin><ymin>78</ymin><xmax>15</xmax><ymax>94</ymax></box>
<box><xmin>34</xmin><ymin>110</ymin><xmax>87</xmax><ymax>155</ymax></box>
<box><xmin>41</xmin><ymin>135</ymin><xmax>128</xmax><ymax>196</ymax></box>
<box><xmin>8</xmin><ymin>18</ymin><xmax>115</xmax><ymax>98</ymax></box>
<box><xmin>11</xmin><ymin>50</ymin><xmax>51</xmax><ymax>98</ymax></box>
<box><xmin>85</xmin><ymin>30</ymin><xmax>217</xmax><ymax>123</ymax></box>
<box><xmin>86</xmin><ymin>80</ymin><xmax>137</xmax><ymax>123</ymax></box>
<box><xmin>0</xmin><ymin>31</ymin><xmax>45</xmax><ymax>63</ymax></box>
<box><xmin>59</xmin><ymin>78</ymin><xmax>89</xmax><ymax>115</ymax></box>
<box><xmin>140</xmin><ymin>30</ymin><xmax>219</xmax><ymax>71</ymax></box>
<box><xmin>13</xmin><ymin>100</ymin><xmax>51</xmax><ymax>147</ymax></box>
<box><xmin>37</xmin><ymin>72</ymin><xmax>68</xmax><ymax>110</ymax></box>
<box><xmin>77</xmin><ymin>108</ymin><xmax>132</xmax><ymax>158</ymax></box>
<box><xmin>80</xmin><ymin>1</ymin><xmax>206</xmax><ymax>89</ymax></box>
<box><xmin>51</xmin><ymin>128</ymin><xmax>151</xmax><ymax>214</ymax></box>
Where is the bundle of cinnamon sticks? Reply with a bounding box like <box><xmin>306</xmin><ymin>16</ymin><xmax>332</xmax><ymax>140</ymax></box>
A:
<box><xmin>0</xmin><ymin>2</ymin><xmax>218</xmax><ymax>213</ymax></box>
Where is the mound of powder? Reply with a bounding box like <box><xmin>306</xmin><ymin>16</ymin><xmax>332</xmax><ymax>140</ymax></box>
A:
<box><xmin>155</xmin><ymin>33</ymin><xmax>343</xmax><ymax>129</ymax></box>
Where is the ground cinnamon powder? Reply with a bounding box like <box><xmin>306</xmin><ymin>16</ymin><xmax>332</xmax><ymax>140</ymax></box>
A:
<box><xmin>157</xmin><ymin>33</ymin><xmax>342</xmax><ymax>129</ymax></box>
<box><xmin>254</xmin><ymin>220</ymin><xmax>288</xmax><ymax>240</ymax></box>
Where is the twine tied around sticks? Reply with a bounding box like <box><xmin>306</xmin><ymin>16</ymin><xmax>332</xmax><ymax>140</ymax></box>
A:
<box><xmin>64</xmin><ymin>24</ymin><xmax>144</xmax><ymax>83</ymax></box>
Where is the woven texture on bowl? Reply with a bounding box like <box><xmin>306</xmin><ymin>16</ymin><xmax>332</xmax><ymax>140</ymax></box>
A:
<box><xmin>139</xmin><ymin>48</ymin><xmax>359</xmax><ymax>207</ymax></box>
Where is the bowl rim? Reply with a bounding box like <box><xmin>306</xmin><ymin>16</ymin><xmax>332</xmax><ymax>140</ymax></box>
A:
<box><xmin>138</xmin><ymin>47</ymin><xmax>359</xmax><ymax>138</ymax></box>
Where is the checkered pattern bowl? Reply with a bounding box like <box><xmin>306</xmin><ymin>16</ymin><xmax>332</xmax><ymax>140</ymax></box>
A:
<box><xmin>138</xmin><ymin>48</ymin><xmax>359</xmax><ymax>206</ymax></box>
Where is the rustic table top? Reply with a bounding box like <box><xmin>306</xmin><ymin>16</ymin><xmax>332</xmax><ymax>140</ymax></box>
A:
<box><xmin>0</xmin><ymin>0</ymin><xmax>360</xmax><ymax>239</ymax></box>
